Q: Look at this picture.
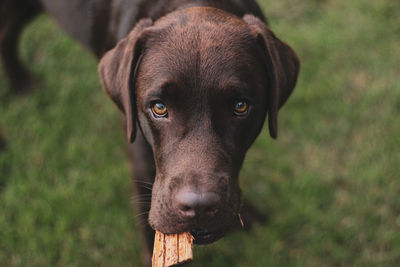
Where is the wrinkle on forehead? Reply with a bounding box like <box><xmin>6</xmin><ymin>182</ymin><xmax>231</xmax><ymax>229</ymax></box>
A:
<box><xmin>140</xmin><ymin>21</ymin><xmax>263</xmax><ymax>95</ymax></box>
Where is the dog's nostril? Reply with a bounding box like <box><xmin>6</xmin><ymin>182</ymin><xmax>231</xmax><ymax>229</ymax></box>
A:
<box><xmin>175</xmin><ymin>190</ymin><xmax>220</xmax><ymax>219</ymax></box>
<box><xmin>180</xmin><ymin>205</ymin><xmax>192</xmax><ymax>212</ymax></box>
<box><xmin>177</xmin><ymin>204</ymin><xmax>196</xmax><ymax>218</ymax></box>
<box><xmin>178</xmin><ymin>206</ymin><xmax>196</xmax><ymax>219</ymax></box>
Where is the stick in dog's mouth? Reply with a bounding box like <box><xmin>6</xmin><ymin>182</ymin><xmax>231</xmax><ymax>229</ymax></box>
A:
<box><xmin>152</xmin><ymin>231</ymin><xmax>194</xmax><ymax>267</ymax></box>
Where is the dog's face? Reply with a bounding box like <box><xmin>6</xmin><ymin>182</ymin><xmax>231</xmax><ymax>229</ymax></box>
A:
<box><xmin>99</xmin><ymin>7</ymin><xmax>299</xmax><ymax>244</ymax></box>
<box><xmin>136</xmin><ymin>10</ymin><xmax>269</xmax><ymax>242</ymax></box>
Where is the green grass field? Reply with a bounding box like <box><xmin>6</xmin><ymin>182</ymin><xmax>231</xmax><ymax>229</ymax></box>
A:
<box><xmin>1</xmin><ymin>0</ymin><xmax>399</xmax><ymax>266</ymax></box>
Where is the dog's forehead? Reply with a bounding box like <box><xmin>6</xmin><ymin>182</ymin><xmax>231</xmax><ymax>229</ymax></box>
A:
<box><xmin>155</xmin><ymin>6</ymin><xmax>248</xmax><ymax>29</ymax></box>
<box><xmin>138</xmin><ymin>7</ymin><xmax>264</xmax><ymax>96</ymax></box>
<box><xmin>151</xmin><ymin>6</ymin><xmax>254</xmax><ymax>46</ymax></box>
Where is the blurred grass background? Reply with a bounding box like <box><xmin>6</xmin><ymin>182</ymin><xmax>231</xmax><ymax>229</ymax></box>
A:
<box><xmin>1</xmin><ymin>0</ymin><xmax>399</xmax><ymax>266</ymax></box>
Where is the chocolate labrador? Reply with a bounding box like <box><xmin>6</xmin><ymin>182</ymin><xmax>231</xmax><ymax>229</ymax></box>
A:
<box><xmin>1</xmin><ymin>0</ymin><xmax>300</xmax><ymax>264</ymax></box>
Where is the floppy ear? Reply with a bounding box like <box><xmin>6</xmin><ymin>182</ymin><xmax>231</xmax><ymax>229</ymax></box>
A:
<box><xmin>98</xmin><ymin>18</ymin><xmax>153</xmax><ymax>143</ymax></box>
<box><xmin>243</xmin><ymin>15</ymin><xmax>300</xmax><ymax>139</ymax></box>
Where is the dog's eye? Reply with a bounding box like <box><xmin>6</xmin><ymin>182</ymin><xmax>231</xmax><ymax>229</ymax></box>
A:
<box><xmin>152</xmin><ymin>101</ymin><xmax>168</xmax><ymax>117</ymax></box>
<box><xmin>234</xmin><ymin>100</ymin><xmax>248</xmax><ymax>115</ymax></box>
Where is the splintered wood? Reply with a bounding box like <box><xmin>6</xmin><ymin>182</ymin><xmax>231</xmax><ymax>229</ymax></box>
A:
<box><xmin>152</xmin><ymin>231</ymin><xmax>194</xmax><ymax>267</ymax></box>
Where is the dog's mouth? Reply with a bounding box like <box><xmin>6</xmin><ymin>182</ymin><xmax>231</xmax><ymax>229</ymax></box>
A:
<box><xmin>190</xmin><ymin>228</ymin><xmax>225</xmax><ymax>245</ymax></box>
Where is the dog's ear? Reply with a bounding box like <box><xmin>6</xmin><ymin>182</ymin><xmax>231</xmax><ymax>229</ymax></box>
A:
<box><xmin>243</xmin><ymin>15</ymin><xmax>300</xmax><ymax>139</ymax></box>
<box><xmin>98</xmin><ymin>18</ymin><xmax>153</xmax><ymax>143</ymax></box>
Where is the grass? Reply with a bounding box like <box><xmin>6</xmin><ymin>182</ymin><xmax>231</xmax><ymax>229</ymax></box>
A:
<box><xmin>1</xmin><ymin>0</ymin><xmax>399</xmax><ymax>266</ymax></box>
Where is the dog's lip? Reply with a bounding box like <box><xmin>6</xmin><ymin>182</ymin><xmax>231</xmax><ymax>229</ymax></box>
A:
<box><xmin>151</xmin><ymin>227</ymin><xmax>225</xmax><ymax>245</ymax></box>
<box><xmin>190</xmin><ymin>228</ymin><xmax>225</xmax><ymax>245</ymax></box>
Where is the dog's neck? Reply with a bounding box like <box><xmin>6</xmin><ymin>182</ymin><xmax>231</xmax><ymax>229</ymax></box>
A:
<box><xmin>111</xmin><ymin>0</ymin><xmax>265</xmax><ymax>40</ymax></box>
<box><xmin>136</xmin><ymin>0</ymin><xmax>247</xmax><ymax>21</ymax></box>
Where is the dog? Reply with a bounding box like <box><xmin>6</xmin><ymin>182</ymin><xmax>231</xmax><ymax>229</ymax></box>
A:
<box><xmin>1</xmin><ymin>0</ymin><xmax>300</xmax><ymax>264</ymax></box>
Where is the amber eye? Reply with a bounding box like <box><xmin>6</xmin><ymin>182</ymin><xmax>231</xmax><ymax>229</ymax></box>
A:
<box><xmin>152</xmin><ymin>101</ymin><xmax>168</xmax><ymax>117</ymax></box>
<box><xmin>234</xmin><ymin>100</ymin><xmax>249</xmax><ymax>115</ymax></box>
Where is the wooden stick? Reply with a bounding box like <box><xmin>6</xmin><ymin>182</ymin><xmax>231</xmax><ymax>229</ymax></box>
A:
<box><xmin>152</xmin><ymin>231</ymin><xmax>194</xmax><ymax>267</ymax></box>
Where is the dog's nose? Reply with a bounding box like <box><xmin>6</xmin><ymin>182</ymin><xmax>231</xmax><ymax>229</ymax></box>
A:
<box><xmin>175</xmin><ymin>190</ymin><xmax>220</xmax><ymax>219</ymax></box>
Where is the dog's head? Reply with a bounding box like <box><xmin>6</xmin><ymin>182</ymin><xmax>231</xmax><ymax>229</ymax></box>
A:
<box><xmin>98</xmin><ymin>7</ymin><xmax>299</xmax><ymax>244</ymax></box>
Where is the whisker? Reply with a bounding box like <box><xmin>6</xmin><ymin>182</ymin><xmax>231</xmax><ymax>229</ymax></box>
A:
<box><xmin>137</xmin><ymin>185</ymin><xmax>153</xmax><ymax>191</ymax></box>
<box><xmin>132</xmin><ymin>196</ymin><xmax>151</xmax><ymax>200</ymax></box>
<box><xmin>132</xmin><ymin>179</ymin><xmax>154</xmax><ymax>185</ymax></box>
<box><xmin>135</xmin><ymin>211</ymin><xmax>150</xmax><ymax>218</ymax></box>
<box><xmin>238</xmin><ymin>213</ymin><xmax>245</xmax><ymax>229</ymax></box>
<box><xmin>131</xmin><ymin>196</ymin><xmax>151</xmax><ymax>202</ymax></box>
<box><xmin>135</xmin><ymin>217</ymin><xmax>150</xmax><ymax>226</ymax></box>
<box><xmin>133</xmin><ymin>201</ymin><xmax>152</xmax><ymax>205</ymax></box>
<box><xmin>132</xmin><ymin>194</ymin><xmax>152</xmax><ymax>199</ymax></box>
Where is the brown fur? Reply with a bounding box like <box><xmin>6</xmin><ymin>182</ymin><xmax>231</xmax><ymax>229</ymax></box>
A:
<box><xmin>1</xmin><ymin>0</ymin><xmax>299</xmax><ymax>265</ymax></box>
<box><xmin>98</xmin><ymin>5</ymin><xmax>299</xmax><ymax>264</ymax></box>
